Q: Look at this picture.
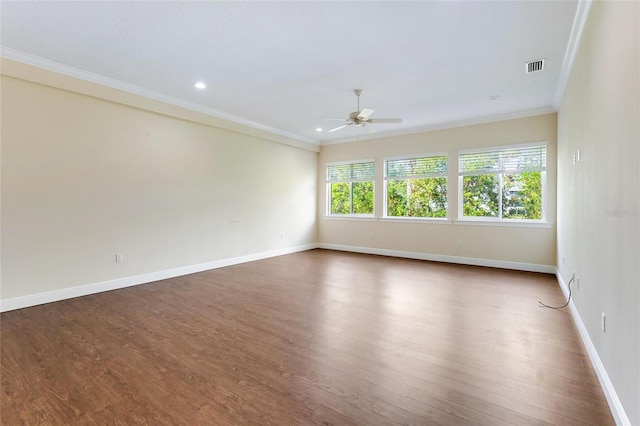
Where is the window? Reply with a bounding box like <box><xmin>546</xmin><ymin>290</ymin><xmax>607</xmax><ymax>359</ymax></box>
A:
<box><xmin>385</xmin><ymin>155</ymin><xmax>448</xmax><ymax>218</ymax></box>
<box><xmin>458</xmin><ymin>144</ymin><xmax>546</xmax><ymax>221</ymax></box>
<box><xmin>326</xmin><ymin>161</ymin><xmax>375</xmax><ymax>216</ymax></box>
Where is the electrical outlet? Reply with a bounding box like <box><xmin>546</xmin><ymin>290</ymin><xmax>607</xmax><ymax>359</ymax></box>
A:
<box><xmin>601</xmin><ymin>313</ymin><xmax>606</xmax><ymax>332</ymax></box>
<box><xmin>115</xmin><ymin>253</ymin><xmax>124</xmax><ymax>263</ymax></box>
<box><xmin>458</xmin><ymin>239</ymin><xmax>464</xmax><ymax>246</ymax></box>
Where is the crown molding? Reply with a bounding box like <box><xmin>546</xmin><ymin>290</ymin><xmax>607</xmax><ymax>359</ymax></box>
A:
<box><xmin>0</xmin><ymin>47</ymin><xmax>320</xmax><ymax>148</ymax></box>
<box><xmin>320</xmin><ymin>106</ymin><xmax>557</xmax><ymax>146</ymax></box>
<box><xmin>552</xmin><ymin>0</ymin><xmax>593</xmax><ymax>109</ymax></box>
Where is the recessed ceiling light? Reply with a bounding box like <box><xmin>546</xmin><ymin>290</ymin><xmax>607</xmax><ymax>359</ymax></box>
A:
<box><xmin>488</xmin><ymin>95</ymin><xmax>500</xmax><ymax>101</ymax></box>
<box><xmin>316</xmin><ymin>128</ymin><xmax>323</xmax><ymax>132</ymax></box>
<box><xmin>194</xmin><ymin>81</ymin><xmax>206</xmax><ymax>90</ymax></box>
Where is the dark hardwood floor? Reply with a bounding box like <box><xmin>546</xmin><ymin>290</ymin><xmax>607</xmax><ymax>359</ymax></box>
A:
<box><xmin>1</xmin><ymin>249</ymin><xmax>614</xmax><ymax>425</ymax></box>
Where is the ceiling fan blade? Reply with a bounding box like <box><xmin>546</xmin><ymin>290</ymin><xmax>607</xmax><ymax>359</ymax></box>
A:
<box><xmin>368</xmin><ymin>118</ymin><xmax>403</xmax><ymax>123</ymax></box>
<box><xmin>358</xmin><ymin>108</ymin><xmax>375</xmax><ymax>119</ymax></box>
<box><xmin>321</xmin><ymin>117</ymin><xmax>348</xmax><ymax>122</ymax></box>
<box><xmin>328</xmin><ymin>124</ymin><xmax>350</xmax><ymax>133</ymax></box>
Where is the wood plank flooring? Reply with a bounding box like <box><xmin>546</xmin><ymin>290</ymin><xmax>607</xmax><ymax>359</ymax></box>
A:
<box><xmin>1</xmin><ymin>249</ymin><xmax>614</xmax><ymax>425</ymax></box>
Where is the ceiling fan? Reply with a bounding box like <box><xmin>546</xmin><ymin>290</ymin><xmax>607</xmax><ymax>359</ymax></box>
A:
<box><xmin>323</xmin><ymin>89</ymin><xmax>403</xmax><ymax>133</ymax></box>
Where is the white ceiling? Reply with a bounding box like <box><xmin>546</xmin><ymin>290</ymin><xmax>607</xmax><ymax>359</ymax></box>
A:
<box><xmin>0</xmin><ymin>1</ymin><xmax>579</xmax><ymax>145</ymax></box>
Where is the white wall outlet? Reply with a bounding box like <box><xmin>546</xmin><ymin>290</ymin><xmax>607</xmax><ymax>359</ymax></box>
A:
<box><xmin>601</xmin><ymin>312</ymin><xmax>606</xmax><ymax>332</ymax></box>
<box><xmin>458</xmin><ymin>239</ymin><xmax>464</xmax><ymax>246</ymax></box>
<box><xmin>369</xmin><ymin>233</ymin><xmax>375</xmax><ymax>240</ymax></box>
<box><xmin>115</xmin><ymin>253</ymin><xmax>124</xmax><ymax>263</ymax></box>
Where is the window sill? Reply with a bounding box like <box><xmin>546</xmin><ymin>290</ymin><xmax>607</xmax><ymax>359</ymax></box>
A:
<box><xmin>379</xmin><ymin>217</ymin><xmax>452</xmax><ymax>225</ymax></box>
<box><xmin>322</xmin><ymin>216</ymin><xmax>553</xmax><ymax>228</ymax></box>
<box><xmin>323</xmin><ymin>216</ymin><xmax>453</xmax><ymax>225</ymax></box>
<box><xmin>324</xmin><ymin>215</ymin><xmax>377</xmax><ymax>222</ymax></box>
<box><xmin>454</xmin><ymin>219</ymin><xmax>554</xmax><ymax>228</ymax></box>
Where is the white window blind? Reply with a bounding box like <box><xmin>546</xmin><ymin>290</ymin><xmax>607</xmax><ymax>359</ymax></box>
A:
<box><xmin>386</xmin><ymin>155</ymin><xmax>447</xmax><ymax>179</ymax></box>
<box><xmin>459</xmin><ymin>145</ymin><xmax>546</xmax><ymax>176</ymax></box>
<box><xmin>327</xmin><ymin>161</ymin><xmax>375</xmax><ymax>182</ymax></box>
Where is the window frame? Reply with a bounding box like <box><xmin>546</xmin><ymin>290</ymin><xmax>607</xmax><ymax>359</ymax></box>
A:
<box><xmin>457</xmin><ymin>142</ymin><xmax>547</xmax><ymax>223</ymax></box>
<box><xmin>383</xmin><ymin>152</ymin><xmax>449</xmax><ymax>220</ymax></box>
<box><xmin>325</xmin><ymin>159</ymin><xmax>376</xmax><ymax>217</ymax></box>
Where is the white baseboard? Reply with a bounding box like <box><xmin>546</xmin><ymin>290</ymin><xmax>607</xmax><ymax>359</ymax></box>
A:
<box><xmin>0</xmin><ymin>243</ymin><xmax>318</xmax><ymax>313</ymax></box>
<box><xmin>318</xmin><ymin>243</ymin><xmax>555</xmax><ymax>274</ymax></box>
<box><xmin>555</xmin><ymin>272</ymin><xmax>631</xmax><ymax>426</ymax></box>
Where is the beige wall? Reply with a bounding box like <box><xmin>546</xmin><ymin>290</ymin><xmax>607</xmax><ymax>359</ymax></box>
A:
<box><xmin>318</xmin><ymin>114</ymin><xmax>557</xmax><ymax>268</ymax></box>
<box><xmin>557</xmin><ymin>1</ymin><xmax>639</xmax><ymax>423</ymax></box>
<box><xmin>1</xmin><ymin>70</ymin><xmax>318</xmax><ymax>301</ymax></box>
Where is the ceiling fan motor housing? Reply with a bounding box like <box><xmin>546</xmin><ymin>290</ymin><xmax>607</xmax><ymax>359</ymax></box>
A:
<box><xmin>349</xmin><ymin>111</ymin><xmax>367</xmax><ymax>126</ymax></box>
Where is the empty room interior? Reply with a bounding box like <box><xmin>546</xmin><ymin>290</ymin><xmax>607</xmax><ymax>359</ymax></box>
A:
<box><xmin>1</xmin><ymin>1</ymin><xmax>638</xmax><ymax>425</ymax></box>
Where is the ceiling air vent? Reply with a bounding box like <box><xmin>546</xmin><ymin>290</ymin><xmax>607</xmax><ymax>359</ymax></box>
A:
<box><xmin>526</xmin><ymin>59</ymin><xmax>545</xmax><ymax>74</ymax></box>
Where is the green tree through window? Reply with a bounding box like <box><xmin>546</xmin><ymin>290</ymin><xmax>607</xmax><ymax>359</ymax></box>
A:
<box><xmin>459</xmin><ymin>145</ymin><xmax>545</xmax><ymax>220</ymax></box>
<box><xmin>385</xmin><ymin>155</ymin><xmax>447</xmax><ymax>218</ymax></box>
<box><xmin>326</xmin><ymin>161</ymin><xmax>375</xmax><ymax>215</ymax></box>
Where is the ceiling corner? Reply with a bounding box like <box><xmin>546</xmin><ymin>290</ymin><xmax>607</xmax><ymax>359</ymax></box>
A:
<box><xmin>552</xmin><ymin>0</ymin><xmax>593</xmax><ymax>109</ymax></box>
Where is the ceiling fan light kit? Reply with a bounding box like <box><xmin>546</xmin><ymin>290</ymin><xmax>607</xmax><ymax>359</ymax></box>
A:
<box><xmin>324</xmin><ymin>89</ymin><xmax>403</xmax><ymax>133</ymax></box>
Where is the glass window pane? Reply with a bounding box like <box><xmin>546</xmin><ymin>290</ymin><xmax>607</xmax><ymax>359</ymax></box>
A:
<box><xmin>330</xmin><ymin>182</ymin><xmax>351</xmax><ymax>214</ymax></box>
<box><xmin>462</xmin><ymin>174</ymin><xmax>499</xmax><ymax>217</ymax></box>
<box><xmin>502</xmin><ymin>172</ymin><xmax>542</xmax><ymax>219</ymax></box>
<box><xmin>387</xmin><ymin>178</ymin><xmax>447</xmax><ymax>218</ymax></box>
<box><xmin>407</xmin><ymin>177</ymin><xmax>447</xmax><ymax>218</ymax></box>
<box><xmin>387</xmin><ymin>179</ymin><xmax>407</xmax><ymax>217</ymax></box>
<box><xmin>352</xmin><ymin>182</ymin><xmax>374</xmax><ymax>214</ymax></box>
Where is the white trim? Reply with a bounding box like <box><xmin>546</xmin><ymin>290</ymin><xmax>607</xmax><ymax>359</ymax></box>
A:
<box><xmin>318</xmin><ymin>243</ymin><xmax>555</xmax><ymax>273</ymax></box>
<box><xmin>322</xmin><ymin>215</ymin><xmax>378</xmax><ymax>222</ymax></box>
<box><xmin>379</xmin><ymin>217</ymin><xmax>452</xmax><ymax>225</ymax></box>
<box><xmin>0</xmin><ymin>244</ymin><xmax>318</xmax><ymax>313</ymax></box>
<box><xmin>555</xmin><ymin>271</ymin><xmax>631</xmax><ymax>426</ymax></box>
<box><xmin>321</xmin><ymin>216</ymin><xmax>453</xmax><ymax>225</ymax></box>
<box><xmin>0</xmin><ymin>47</ymin><xmax>317</xmax><ymax>146</ymax></box>
<box><xmin>454</xmin><ymin>219</ymin><xmax>553</xmax><ymax>229</ymax></box>
<box><xmin>552</xmin><ymin>0</ymin><xmax>593</xmax><ymax>109</ymax></box>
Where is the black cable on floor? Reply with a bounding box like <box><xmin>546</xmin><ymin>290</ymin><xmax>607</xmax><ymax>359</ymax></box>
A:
<box><xmin>539</xmin><ymin>276</ymin><xmax>574</xmax><ymax>310</ymax></box>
